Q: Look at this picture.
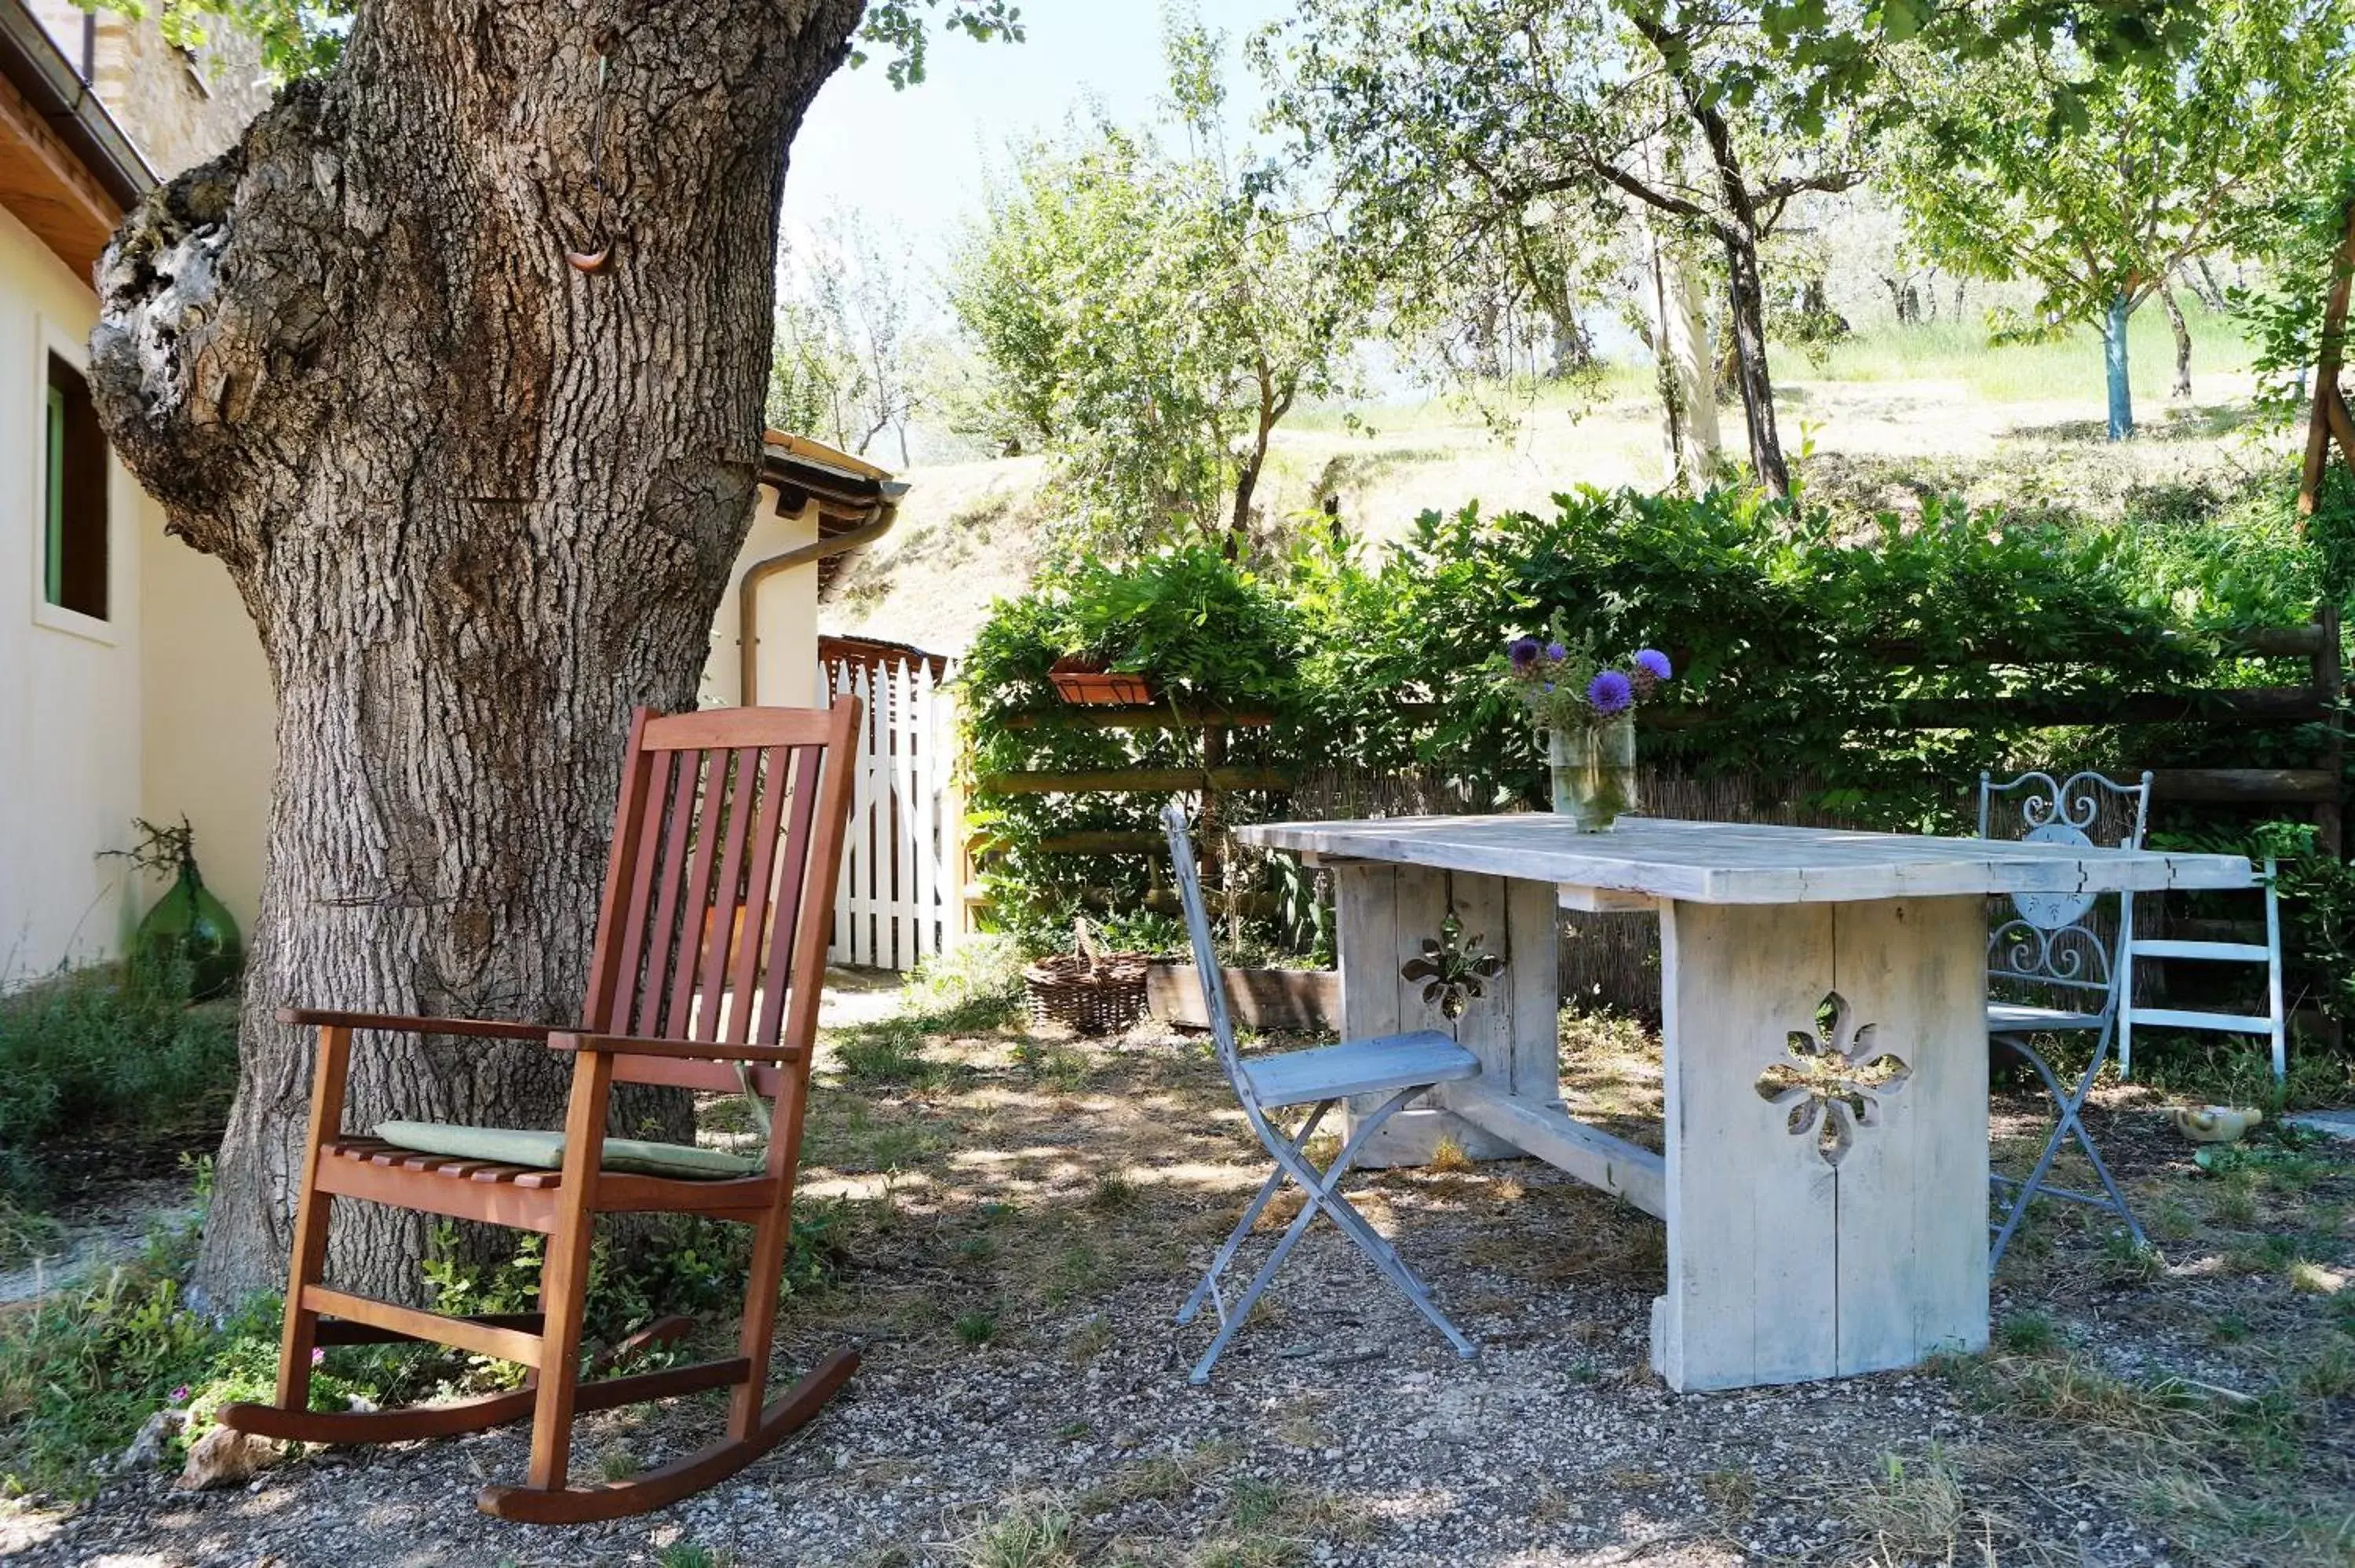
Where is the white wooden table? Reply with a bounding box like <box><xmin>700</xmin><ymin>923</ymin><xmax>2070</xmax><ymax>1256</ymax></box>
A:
<box><xmin>1232</xmin><ymin>815</ymin><xmax>2252</xmax><ymax>1391</ymax></box>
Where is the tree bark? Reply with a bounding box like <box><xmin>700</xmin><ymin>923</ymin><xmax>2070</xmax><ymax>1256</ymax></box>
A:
<box><xmin>1719</xmin><ymin>227</ymin><xmax>1790</xmax><ymax>496</ymax></box>
<box><xmin>88</xmin><ymin>0</ymin><xmax>866</xmax><ymax>1306</ymax></box>
<box><xmin>1226</xmin><ymin>367</ymin><xmax>1291</xmax><ymax>560</ymax></box>
<box><xmin>2101</xmin><ymin>293</ymin><xmax>2137</xmax><ymax>440</ymax></box>
<box><xmin>2162</xmin><ymin>283</ymin><xmax>2193</xmax><ymax>399</ymax></box>
<box><xmin>1644</xmin><ymin>224</ymin><xmax>1718</xmax><ymax>494</ymax></box>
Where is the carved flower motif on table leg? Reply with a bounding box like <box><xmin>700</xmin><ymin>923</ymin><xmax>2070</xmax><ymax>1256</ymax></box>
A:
<box><xmin>1753</xmin><ymin>991</ymin><xmax>1911</xmax><ymax>1165</ymax></box>
<box><xmin>1400</xmin><ymin>911</ymin><xmax>1505</xmax><ymax>1021</ymax></box>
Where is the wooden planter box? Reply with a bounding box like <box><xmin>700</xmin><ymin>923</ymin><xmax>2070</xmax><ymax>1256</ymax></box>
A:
<box><xmin>1146</xmin><ymin>963</ymin><xmax>1338</xmax><ymax>1033</ymax></box>
<box><xmin>1048</xmin><ymin>669</ymin><xmax>1158</xmax><ymax>706</ymax></box>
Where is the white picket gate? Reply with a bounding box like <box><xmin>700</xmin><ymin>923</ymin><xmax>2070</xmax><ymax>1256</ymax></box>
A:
<box><xmin>821</xmin><ymin>644</ymin><xmax>961</xmax><ymax>971</ymax></box>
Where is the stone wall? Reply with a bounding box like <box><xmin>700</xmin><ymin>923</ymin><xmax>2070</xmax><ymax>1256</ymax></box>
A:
<box><xmin>25</xmin><ymin>1</ymin><xmax>272</xmax><ymax>179</ymax></box>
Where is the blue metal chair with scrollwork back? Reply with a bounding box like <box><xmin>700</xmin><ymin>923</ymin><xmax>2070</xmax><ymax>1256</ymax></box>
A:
<box><xmin>1978</xmin><ymin>768</ymin><xmax>2152</xmax><ymax>1264</ymax></box>
<box><xmin>1160</xmin><ymin>802</ymin><xmax>1481</xmax><ymax>1384</ymax></box>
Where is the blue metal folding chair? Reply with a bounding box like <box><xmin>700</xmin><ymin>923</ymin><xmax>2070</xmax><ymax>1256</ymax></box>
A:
<box><xmin>1979</xmin><ymin>769</ymin><xmax>2152</xmax><ymax>1264</ymax></box>
<box><xmin>1162</xmin><ymin>803</ymin><xmax>1481</xmax><ymax>1384</ymax></box>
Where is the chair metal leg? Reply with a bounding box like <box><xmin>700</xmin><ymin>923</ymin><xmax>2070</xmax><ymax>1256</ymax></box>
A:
<box><xmin>1990</xmin><ymin>1034</ymin><xmax>2145</xmax><ymax>1266</ymax></box>
<box><xmin>1186</xmin><ymin>1085</ymin><xmax>1475</xmax><ymax>1384</ymax></box>
<box><xmin>1178</xmin><ymin>1100</ymin><xmax>1333</xmax><ymax>1327</ymax></box>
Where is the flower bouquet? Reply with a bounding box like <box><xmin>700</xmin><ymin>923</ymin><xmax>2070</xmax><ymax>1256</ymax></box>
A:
<box><xmin>1495</xmin><ymin>632</ymin><xmax>1673</xmax><ymax>832</ymax></box>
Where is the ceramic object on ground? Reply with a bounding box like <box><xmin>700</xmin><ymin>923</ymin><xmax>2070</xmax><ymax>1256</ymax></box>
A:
<box><xmin>2171</xmin><ymin>1105</ymin><xmax>2264</xmax><ymax>1143</ymax></box>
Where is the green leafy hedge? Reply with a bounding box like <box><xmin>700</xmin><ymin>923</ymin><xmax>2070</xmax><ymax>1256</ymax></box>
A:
<box><xmin>962</xmin><ymin>477</ymin><xmax>2335</xmax><ymax>947</ymax></box>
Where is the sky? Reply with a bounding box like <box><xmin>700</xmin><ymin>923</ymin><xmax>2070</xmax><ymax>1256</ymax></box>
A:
<box><xmin>779</xmin><ymin>0</ymin><xmax>1293</xmax><ymax>287</ymax></box>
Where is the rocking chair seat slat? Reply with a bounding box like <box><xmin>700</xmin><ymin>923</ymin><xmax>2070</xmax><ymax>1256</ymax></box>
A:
<box><xmin>1240</xmin><ymin>1031</ymin><xmax>1480</xmax><ymax>1107</ymax></box>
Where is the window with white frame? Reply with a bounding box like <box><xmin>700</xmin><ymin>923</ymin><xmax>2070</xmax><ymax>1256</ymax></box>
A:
<box><xmin>42</xmin><ymin>350</ymin><xmax>108</xmax><ymax>622</ymax></box>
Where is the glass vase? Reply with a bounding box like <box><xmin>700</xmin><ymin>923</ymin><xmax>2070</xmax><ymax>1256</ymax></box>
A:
<box><xmin>137</xmin><ymin>859</ymin><xmax>245</xmax><ymax>999</ymax></box>
<box><xmin>1547</xmin><ymin>714</ymin><xmax>1638</xmax><ymax>832</ymax></box>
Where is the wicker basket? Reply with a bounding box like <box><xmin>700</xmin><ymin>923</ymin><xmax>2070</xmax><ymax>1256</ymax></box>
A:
<box><xmin>1024</xmin><ymin>921</ymin><xmax>1150</xmax><ymax>1034</ymax></box>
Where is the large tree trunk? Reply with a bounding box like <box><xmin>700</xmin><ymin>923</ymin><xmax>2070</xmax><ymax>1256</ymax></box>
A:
<box><xmin>89</xmin><ymin>0</ymin><xmax>866</xmax><ymax>1306</ymax></box>
<box><xmin>1719</xmin><ymin>227</ymin><xmax>1790</xmax><ymax>497</ymax></box>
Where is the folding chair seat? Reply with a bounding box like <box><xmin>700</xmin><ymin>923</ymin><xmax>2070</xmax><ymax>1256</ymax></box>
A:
<box><xmin>1161</xmin><ymin>803</ymin><xmax>1481</xmax><ymax>1384</ymax></box>
<box><xmin>1979</xmin><ymin>768</ymin><xmax>2150</xmax><ymax>1266</ymax></box>
<box><xmin>1240</xmin><ymin>1032</ymin><xmax>1479</xmax><ymax>1106</ymax></box>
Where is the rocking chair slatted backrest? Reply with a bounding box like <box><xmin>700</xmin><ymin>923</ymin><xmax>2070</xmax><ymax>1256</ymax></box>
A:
<box><xmin>585</xmin><ymin>707</ymin><xmax>853</xmax><ymax>1107</ymax></box>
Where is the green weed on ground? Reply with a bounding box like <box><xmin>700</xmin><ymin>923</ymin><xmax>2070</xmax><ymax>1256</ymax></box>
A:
<box><xmin>0</xmin><ymin>960</ymin><xmax>238</xmax><ymax>1209</ymax></box>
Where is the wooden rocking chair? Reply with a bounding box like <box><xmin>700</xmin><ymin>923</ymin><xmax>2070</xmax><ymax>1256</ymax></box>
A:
<box><xmin>219</xmin><ymin>702</ymin><xmax>860</xmax><ymax>1522</ymax></box>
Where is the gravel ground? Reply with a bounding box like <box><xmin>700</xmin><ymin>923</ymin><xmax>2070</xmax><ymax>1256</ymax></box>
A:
<box><xmin>4</xmin><ymin>1003</ymin><xmax>2349</xmax><ymax>1568</ymax></box>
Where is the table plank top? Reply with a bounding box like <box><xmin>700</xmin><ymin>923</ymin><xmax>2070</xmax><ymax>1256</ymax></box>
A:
<box><xmin>1232</xmin><ymin>815</ymin><xmax>2254</xmax><ymax>904</ymax></box>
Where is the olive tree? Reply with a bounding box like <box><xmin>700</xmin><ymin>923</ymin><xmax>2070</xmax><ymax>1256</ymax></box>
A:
<box><xmin>1886</xmin><ymin>0</ymin><xmax>2355</xmax><ymax>439</ymax></box>
<box><xmin>1256</xmin><ymin>0</ymin><xmax>1886</xmax><ymax>498</ymax></box>
<box><xmin>947</xmin><ymin>20</ymin><xmax>1360</xmax><ymax>556</ymax></box>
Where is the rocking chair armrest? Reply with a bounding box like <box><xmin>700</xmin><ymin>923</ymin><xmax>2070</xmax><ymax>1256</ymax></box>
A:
<box><xmin>276</xmin><ymin>1008</ymin><xmax>557</xmax><ymax>1043</ymax></box>
<box><xmin>547</xmin><ymin>1031</ymin><xmax>806</xmax><ymax>1065</ymax></box>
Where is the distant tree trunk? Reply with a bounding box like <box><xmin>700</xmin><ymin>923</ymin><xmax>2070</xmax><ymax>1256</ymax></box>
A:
<box><xmin>88</xmin><ymin>0</ymin><xmax>865</xmax><ymax>1306</ymax></box>
<box><xmin>2193</xmin><ymin>256</ymin><xmax>2231</xmax><ymax>312</ymax></box>
<box><xmin>2101</xmin><ymin>293</ymin><xmax>2137</xmax><ymax>439</ymax></box>
<box><xmin>2162</xmin><ymin>284</ymin><xmax>2193</xmax><ymax>399</ymax></box>
<box><xmin>1546</xmin><ymin>304</ymin><xmax>1594</xmax><ymax>378</ymax></box>
<box><xmin>1643</xmin><ymin>224</ymin><xmax>1718</xmax><ymax>493</ymax></box>
<box><xmin>1718</xmin><ymin>227</ymin><xmax>1790</xmax><ymax>496</ymax></box>
<box><xmin>1227</xmin><ymin>370</ymin><xmax>1292</xmax><ymax>560</ymax></box>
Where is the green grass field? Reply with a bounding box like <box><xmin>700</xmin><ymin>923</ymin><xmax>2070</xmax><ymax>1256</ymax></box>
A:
<box><xmin>1794</xmin><ymin>300</ymin><xmax>2254</xmax><ymax>403</ymax></box>
<box><xmin>1291</xmin><ymin>297</ymin><xmax>2258</xmax><ymax>435</ymax></box>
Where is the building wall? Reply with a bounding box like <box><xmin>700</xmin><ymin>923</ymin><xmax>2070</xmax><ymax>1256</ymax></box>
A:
<box><xmin>139</xmin><ymin>525</ymin><xmax>273</xmax><ymax>935</ymax></box>
<box><xmin>26</xmin><ymin>2</ymin><xmax>271</xmax><ymax>177</ymax></box>
<box><xmin>703</xmin><ymin>495</ymin><xmax>826</xmax><ymax>709</ymax></box>
<box><xmin>0</xmin><ymin>203</ymin><xmax>152</xmax><ymax>979</ymax></box>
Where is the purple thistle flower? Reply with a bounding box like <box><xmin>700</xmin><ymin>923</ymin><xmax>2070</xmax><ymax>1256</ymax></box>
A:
<box><xmin>1587</xmin><ymin>669</ymin><xmax>1634</xmax><ymax>717</ymax></box>
<box><xmin>1544</xmin><ymin>641</ymin><xmax>1567</xmax><ymax>662</ymax></box>
<box><xmin>1633</xmin><ymin>648</ymin><xmax>1672</xmax><ymax>681</ymax></box>
<box><xmin>1507</xmin><ymin>636</ymin><xmax>1542</xmax><ymax>670</ymax></box>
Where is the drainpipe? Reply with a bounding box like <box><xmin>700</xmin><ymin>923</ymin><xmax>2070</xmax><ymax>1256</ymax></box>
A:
<box><xmin>736</xmin><ymin>483</ymin><xmax>906</xmax><ymax>706</ymax></box>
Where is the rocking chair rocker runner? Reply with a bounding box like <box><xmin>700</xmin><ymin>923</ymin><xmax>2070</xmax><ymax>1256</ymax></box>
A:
<box><xmin>1162</xmin><ymin>804</ymin><xmax>1481</xmax><ymax>1384</ymax></box>
<box><xmin>220</xmin><ymin>702</ymin><xmax>862</xmax><ymax>1523</ymax></box>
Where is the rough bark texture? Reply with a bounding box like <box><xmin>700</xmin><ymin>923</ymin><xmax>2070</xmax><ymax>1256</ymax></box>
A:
<box><xmin>89</xmin><ymin>0</ymin><xmax>866</xmax><ymax>1305</ymax></box>
<box><xmin>1718</xmin><ymin>228</ymin><xmax>1788</xmax><ymax>496</ymax></box>
<box><xmin>2162</xmin><ymin>284</ymin><xmax>2193</xmax><ymax>399</ymax></box>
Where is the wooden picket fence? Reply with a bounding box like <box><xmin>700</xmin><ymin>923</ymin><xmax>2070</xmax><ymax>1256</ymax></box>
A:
<box><xmin>820</xmin><ymin>638</ymin><xmax>961</xmax><ymax>972</ymax></box>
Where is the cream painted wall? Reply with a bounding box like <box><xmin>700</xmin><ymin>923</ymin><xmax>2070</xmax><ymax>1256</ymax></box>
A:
<box><xmin>702</xmin><ymin>492</ymin><xmax>824</xmax><ymax>709</ymax></box>
<box><xmin>0</xmin><ymin>206</ymin><xmax>149</xmax><ymax>979</ymax></box>
<box><xmin>140</xmin><ymin>527</ymin><xmax>274</xmax><ymax>932</ymax></box>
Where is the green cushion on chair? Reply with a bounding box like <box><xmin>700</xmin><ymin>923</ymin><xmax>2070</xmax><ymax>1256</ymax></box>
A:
<box><xmin>373</xmin><ymin>1121</ymin><xmax>761</xmax><ymax>1180</ymax></box>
